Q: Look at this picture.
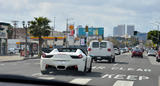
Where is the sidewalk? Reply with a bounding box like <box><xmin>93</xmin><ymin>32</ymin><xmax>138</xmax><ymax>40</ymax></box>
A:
<box><xmin>0</xmin><ymin>54</ymin><xmax>39</xmax><ymax>62</ymax></box>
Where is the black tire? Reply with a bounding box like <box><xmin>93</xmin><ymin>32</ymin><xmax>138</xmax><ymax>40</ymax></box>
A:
<box><xmin>87</xmin><ymin>59</ymin><xmax>93</xmax><ymax>73</ymax></box>
<box><xmin>108</xmin><ymin>59</ymin><xmax>112</xmax><ymax>63</ymax></box>
<box><xmin>41</xmin><ymin>70</ymin><xmax>49</xmax><ymax>74</ymax></box>
<box><xmin>141</xmin><ymin>56</ymin><xmax>143</xmax><ymax>58</ymax></box>
<box><xmin>94</xmin><ymin>59</ymin><xmax>97</xmax><ymax>62</ymax></box>
<box><xmin>112</xmin><ymin>57</ymin><xmax>115</xmax><ymax>63</ymax></box>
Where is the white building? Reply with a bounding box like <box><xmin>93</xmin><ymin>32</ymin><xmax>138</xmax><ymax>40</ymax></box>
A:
<box><xmin>127</xmin><ymin>25</ymin><xmax>135</xmax><ymax>36</ymax></box>
<box><xmin>113</xmin><ymin>25</ymin><xmax>125</xmax><ymax>37</ymax></box>
<box><xmin>0</xmin><ymin>22</ymin><xmax>10</xmax><ymax>55</ymax></box>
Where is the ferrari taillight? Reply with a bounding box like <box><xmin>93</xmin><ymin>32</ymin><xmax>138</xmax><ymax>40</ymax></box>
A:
<box><xmin>78</xmin><ymin>54</ymin><xmax>83</xmax><ymax>58</ymax></box>
<box><xmin>42</xmin><ymin>53</ymin><xmax>46</xmax><ymax>58</ymax></box>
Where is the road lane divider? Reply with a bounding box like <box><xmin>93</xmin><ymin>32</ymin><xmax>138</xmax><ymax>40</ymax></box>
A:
<box><xmin>92</xmin><ymin>66</ymin><xmax>106</xmax><ymax>70</ymax></box>
<box><xmin>36</xmin><ymin>77</ymin><xmax>55</xmax><ymax>80</ymax></box>
<box><xmin>101</xmin><ymin>74</ymin><xmax>149</xmax><ymax>81</ymax></box>
<box><xmin>69</xmin><ymin>78</ymin><xmax>92</xmax><ymax>85</ymax></box>
<box><xmin>113</xmin><ymin>80</ymin><xmax>134</xmax><ymax>86</ymax></box>
<box><xmin>32</xmin><ymin>73</ymin><xmax>42</xmax><ymax>76</ymax></box>
<box><xmin>111</xmin><ymin>67</ymin><xmax>151</xmax><ymax>72</ymax></box>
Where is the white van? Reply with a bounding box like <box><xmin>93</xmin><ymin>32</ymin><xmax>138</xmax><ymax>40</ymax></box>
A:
<box><xmin>88</xmin><ymin>40</ymin><xmax>115</xmax><ymax>63</ymax></box>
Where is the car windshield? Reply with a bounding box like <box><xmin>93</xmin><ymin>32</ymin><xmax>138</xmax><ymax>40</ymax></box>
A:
<box><xmin>133</xmin><ymin>49</ymin><xmax>141</xmax><ymax>52</ymax></box>
<box><xmin>1</xmin><ymin>0</ymin><xmax>160</xmax><ymax>86</ymax></box>
<box><xmin>149</xmin><ymin>50</ymin><xmax>155</xmax><ymax>53</ymax></box>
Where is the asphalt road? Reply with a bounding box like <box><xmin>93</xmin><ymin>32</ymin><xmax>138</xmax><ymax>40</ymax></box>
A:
<box><xmin>0</xmin><ymin>52</ymin><xmax>160</xmax><ymax>86</ymax></box>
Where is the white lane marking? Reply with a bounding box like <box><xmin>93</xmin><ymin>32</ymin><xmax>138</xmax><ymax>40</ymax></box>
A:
<box><xmin>139</xmin><ymin>76</ymin><xmax>149</xmax><ymax>80</ymax></box>
<box><xmin>32</xmin><ymin>73</ymin><xmax>42</xmax><ymax>76</ymax></box>
<box><xmin>70</xmin><ymin>78</ymin><xmax>92</xmax><ymax>85</ymax></box>
<box><xmin>97</xmin><ymin>66</ymin><xmax>106</xmax><ymax>69</ymax></box>
<box><xmin>101</xmin><ymin>74</ymin><xmax>115</xmax><ymax>79</ymax></box>
<box><xmin>37</xmin><ymin>77</ymin><xmax>55</xmax><ymax>80</ymax></box>
<box><xmin>113</xmin><ymin>64</ymin><xmax>118</xmax><ymax>66</ymax></box>
<box><xmin>92</xmin><ymin>66</ymin><xmax>96</xmax><ymax>69</ymax></box>
<box><xmin>113</xmin><ymin>80</ymin><xmax>134</xmax><ymax>86</ymax></box>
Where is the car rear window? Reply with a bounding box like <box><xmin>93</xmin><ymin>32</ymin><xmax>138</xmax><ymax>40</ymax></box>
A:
<box><xmin>57</xmin><ymin>48</ymin><xmax>77</xmax><ymax>52</ymax></box>
<box><xmin>92</xmin><ymin>42</ymin><xmax>99</xmax><ymax>48</ymax></box>
<box><xmin>100</xmin><ymin>42</ymin><xmax>107</xmax><ymax>48</ymax></box>
<box><xmin>133</xmin><ymin>49</ymin><xmax>141</xmax><ymax>52</ymax></box>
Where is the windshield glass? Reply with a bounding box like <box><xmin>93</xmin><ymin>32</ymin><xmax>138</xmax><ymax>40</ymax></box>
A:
<box><xmin>0</xmin><ymin>0</ymin><xmax>160</xmax><ymax>86</ymax></box>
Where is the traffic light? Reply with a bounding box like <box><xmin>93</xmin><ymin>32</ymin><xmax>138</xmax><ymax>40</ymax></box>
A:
<box><xmin>134</xmin><ymin>31</ymin><xmax>138</xmax><ymax>35</ymax></box>
<box><xmin>85</xmin><ymin>25</ymin><xmax>88</xmax><ymax>32</ymax></box>
<box><xmin>84</xmin><ymin>37</ymin><xmax>87</xmax><ymax>45</ymax></box>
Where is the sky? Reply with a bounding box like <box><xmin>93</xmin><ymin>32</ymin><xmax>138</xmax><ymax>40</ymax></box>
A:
<box><xmin>0</xmin><ymin>0</ymin><xmax>160</xmax><ymax>36</ymax></box>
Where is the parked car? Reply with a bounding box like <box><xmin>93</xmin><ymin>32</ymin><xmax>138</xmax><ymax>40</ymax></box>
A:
<box><xmin>8</xmin><ymin>48</ymin><xmax>17</xmax><ymax>54</ymax></box>
<box><xmin>114</xmin><ymin>48</ymin><xmax>121</xmax><ymax>55</ymax></box>
<box><xmin>131</xmin><ymin>48</ymin><xmax>143</xmax><ymax>58</ymax></box>
<box><xmin>88</xmin><ymin>40</ymin><xmax>115</xmax><ymax>63</ymax></box>
<box><xmin>40</xmin><ymin>48</ymin><xmax>92</xmax><ymax>74</ymax></box>
<box><xmin>148</xmin><ymin>50</ymin><xmax>157</xmax><ymax>56</ymax></box>
<box><xmin>156</xmin><ymin>51</ymin><xmax>160</xmax><ymax>62</ymax></box>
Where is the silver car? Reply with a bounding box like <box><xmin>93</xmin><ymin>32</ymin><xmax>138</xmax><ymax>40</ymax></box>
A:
<box><xmin>148</xmin><ymin>50</ymin><xmax>157</xmax><ymax>56</ymax></box>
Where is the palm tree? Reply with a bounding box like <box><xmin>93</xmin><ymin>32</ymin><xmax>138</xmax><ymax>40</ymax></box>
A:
<box><xmin>29</xmin><ymin>17</ymin><xmax>51</xmax><ymax>57</ymax></box>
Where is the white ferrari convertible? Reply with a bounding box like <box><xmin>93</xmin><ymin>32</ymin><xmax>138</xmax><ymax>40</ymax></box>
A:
<box><xmin>40</xmin><ymin>48</ymin><xmax>93</xmax><ymax>74</ymax></box>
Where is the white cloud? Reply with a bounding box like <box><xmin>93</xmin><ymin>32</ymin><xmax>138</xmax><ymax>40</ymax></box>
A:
<box><xmin>0</xmin><ymin>0</ymin><xmax>160</xmax><ymax>36</ymax></box>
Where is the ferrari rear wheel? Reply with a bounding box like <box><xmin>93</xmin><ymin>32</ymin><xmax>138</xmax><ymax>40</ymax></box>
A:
<box><xmin>88</xmin><ymin>59</ymin><xmax>93</xmax><ymax>73</ymax></box>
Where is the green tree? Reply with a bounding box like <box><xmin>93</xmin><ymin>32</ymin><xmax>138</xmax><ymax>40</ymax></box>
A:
<box><xmin>29</xmin><ymin>17</ymin><xmax>51</xmax><ymax>57</ymax></box>
<box><xmin>147</xmin><ymin>30</ymin><xmax>160</xmax><ymax>44</ymax></box>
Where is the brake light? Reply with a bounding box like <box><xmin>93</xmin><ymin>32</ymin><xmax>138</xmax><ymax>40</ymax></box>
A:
<box><xmin>108</xmin><ymin>48</ymin><xmax>111</xmax><ymax>52</ymax></box>
<box><xmin>42</xmin><ymin>53</ymin><xmax>46</xmax><ymax>58</ymax></box>
<box><xmin>78</xmin><ymin>54</ymin><xmax>83</xmax><ymax>58</ymax></box>
<box><xmin>88</xmin><ymin>48</ymin><xmax>91</xmax><ymax>51</ymax></box>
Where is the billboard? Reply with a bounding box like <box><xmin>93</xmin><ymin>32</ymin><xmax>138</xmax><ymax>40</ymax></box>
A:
<box><xmin>77</xmin><ymin>27</ymin><xmax>104</xmax><ymax>37</ymax></box>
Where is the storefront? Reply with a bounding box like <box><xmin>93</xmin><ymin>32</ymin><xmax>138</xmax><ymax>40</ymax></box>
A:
<box><xmin>0</xmin><ymin>22</ymin><xmax>10</xmax><ymax>55</ymax></box>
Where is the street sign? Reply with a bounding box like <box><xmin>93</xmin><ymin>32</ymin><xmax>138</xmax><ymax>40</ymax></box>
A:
<box><xmin>69</xmin><ymin>25</ymin><xmax>74</xmax><ymax>30</ymax></box>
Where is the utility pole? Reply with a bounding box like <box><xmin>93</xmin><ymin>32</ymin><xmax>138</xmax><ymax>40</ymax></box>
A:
<box><xmin>65</xmin><ymin>18</ymin><xmax>73</xmax><ymax>47</ymax></box>
<box><xmin>22</xmin><ymin>21</ymin><xmax>29</xmax><ymax>58</ymax></box>
<box><xmin>66</xmin><ymin>19</ymin><xmax>69</xmax><ymax>47</ymax></box>
<box><xmin>12</xmin><ymin>21</ymin><xmax>19</xmax><ymax>39</ymax></box>
<box><xmin>52</xmin><ymin>17</ymin><xmax>56</xmax><ymax>36</ymax></box>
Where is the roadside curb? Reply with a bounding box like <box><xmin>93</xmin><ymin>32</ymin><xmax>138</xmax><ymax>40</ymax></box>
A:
<box><xmin>0</xmin><ymin>56</ymin><xmax>40</xmax><ymax>63</ymax></box>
